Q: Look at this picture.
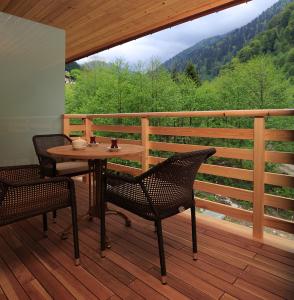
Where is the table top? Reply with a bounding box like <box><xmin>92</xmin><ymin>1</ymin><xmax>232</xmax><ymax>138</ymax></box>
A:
<box><xmin>47</xmin><ymin>143</ymin><xmax>144</xmax><ymax>160</ymax></box>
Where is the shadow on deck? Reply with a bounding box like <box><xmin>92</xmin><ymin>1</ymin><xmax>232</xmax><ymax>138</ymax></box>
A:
<box><xmin>0</xmin><ymin>180</ymin><xmax>293</xmax><ymax>299</ymax></box>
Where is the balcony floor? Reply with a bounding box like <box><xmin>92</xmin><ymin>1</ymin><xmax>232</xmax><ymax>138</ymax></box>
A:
<box><xmin>0</xmin><ymin>180</ymin><xmax>293</xmax><ymax>300</ymax></box>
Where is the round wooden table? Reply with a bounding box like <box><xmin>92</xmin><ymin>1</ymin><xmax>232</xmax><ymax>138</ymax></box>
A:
<box><xmin>47</xmin><ymin>143</ymin><xmax>144</xmax><ymax>245</ymax></box>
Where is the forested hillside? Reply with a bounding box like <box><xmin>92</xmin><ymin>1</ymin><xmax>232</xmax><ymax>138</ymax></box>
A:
<box><xmin>163</xmin><ymin>0</ymin><xmax>291</xmax><ymax>80</ymax></box>
<box><xmin>237</xmin><ymin>1</ymin><xmax>294</xmax><ymax>80</ymax></box>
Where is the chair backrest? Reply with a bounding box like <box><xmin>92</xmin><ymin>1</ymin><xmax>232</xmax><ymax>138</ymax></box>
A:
<box><xmin>32</xmin><ymin>134</ymin><xmax>72</xmax><ymax>163</ymax></box>
<box><xmin>140</xmin><ymin>148</ymin><xmax>216</xmax><ymax>211</ymax></box>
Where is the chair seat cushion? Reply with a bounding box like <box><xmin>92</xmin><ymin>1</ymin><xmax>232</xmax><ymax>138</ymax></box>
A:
<box><xmin>56</xmin><ymin>161</ymin><xmax>89</xmax><ymax>176</ymax></box>
<box><xmin>106</xmin><ymin>180</ymin><xmax>193</xmax><ymax>220</ymax></box>
<box><xmin>106</xmin><ymin>182</ymin><xmax>156</xmax><ymax>220</ymax></box>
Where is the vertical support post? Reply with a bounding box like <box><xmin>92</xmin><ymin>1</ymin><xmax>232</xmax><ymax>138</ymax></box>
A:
<box><xmin>63</xmin><ymin>115</ymin><xmax>70</xmax><ymax>136</ymax></box>
<box><xmin>253</xmin><ymin>117</ymin><xmax>265</xmax><ymax>240</ymax></box>
<box><xmin>141</xmin><ymin>117</ymin><xmax>150</xmax><ymax>172</ymax></box>
<box><xmin>85</xmin><ymin>116</ymin><xmax>93</xmax><ymax>142</ymax></box>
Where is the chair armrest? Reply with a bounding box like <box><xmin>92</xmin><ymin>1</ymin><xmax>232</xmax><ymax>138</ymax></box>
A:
<box><xmin>4</xmin><ymin>176</ymin><xmax>72</xmax><ymax>187</ymax></box>
<box><xmin>0</xmin><ymin>165</ymin><xmax>40</xmax><ymax>182</ymax></box>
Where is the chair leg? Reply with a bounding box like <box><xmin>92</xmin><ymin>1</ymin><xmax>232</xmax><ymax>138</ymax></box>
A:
<box><xmin>154</xmin><ymin>221</ymin><xmax>157</xmax><ymax>233</ymax></box>
<box><xmin>191</xmin><ymin>204</ymin><xmax>198</xmax><ymax>260</ymax></box>
<box><xmin>100</xmin><ymin>201</ymin><xmax>106</xmax><ymax>258</ymax></box>
<box><xmin>88</xmin><ymin>166</ymin><xmax>93</xmax><ymax>221</ymax></box>
<box><xmin>52</xmin><ymin>210</ymin><xmax>57</xmax><ymax>223</ymax></box>
<box><xmin>43</xmin><ymin>213</ymin><xmax>48</xmax><ymax>237</ymax></box>
<box><xmin>71</xmin><ymin>203</ymin><xmax>80</xmax><ymax>266</ymax></box>
<box><xmin>155</xmin><ymin>220</ymin><xmax>167</xmax><ymax>284</ymax></box>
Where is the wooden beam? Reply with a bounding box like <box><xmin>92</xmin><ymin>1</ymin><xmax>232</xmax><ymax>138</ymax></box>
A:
<box><xmin>73</xmin><ymin>109</ymin><xmax>294</xmax><ymax>119</ymax></box>
<box><xmin>141</xmin><ymin>118</ymin><xmax>150</xmax><ymax>172</ymax></box>
<box><xmin>252</xmin><ymin>117</ymin><xmax>265</xmax><ymax>240</ymax></box>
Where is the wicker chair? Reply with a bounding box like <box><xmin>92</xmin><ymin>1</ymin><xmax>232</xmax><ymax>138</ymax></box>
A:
<box><xmin>32</xmin><ymin>134</ymin><xmax>89</xmax><ymax>178</ymax></box>
<box><xmin>101</xmin><ymin>148</ymin><xmax>216</xmax><ymax>284</ymax></box>
<box><xmin>0</xmin><ymin>164</ymin><xmax>80</xmax><ymax>265</ymax></box>
<box><xmin>32</xmin><ymin>134</ymin><xmax>90</xmax><ymax>221</ymax></box>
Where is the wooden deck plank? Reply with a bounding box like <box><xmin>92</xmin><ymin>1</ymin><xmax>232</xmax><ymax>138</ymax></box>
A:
<box><xmin>0</xmin><ymin>235</ymin><xmax>51</xmax><ymax>300</ymax></box>
<box><xmin>220</xmin><ymin>294</ymin><xmax>239</xmax><ymax>300</ymax></box>
<box><xmin>148</xmin><ymin>267</ymin><xmax>215</xmax><ymax>300</ymax></box>
<box><xmin>248</xmin><ymin>244</ymin><xmax>294</xmax><ymax>267</ymax></box>
<box><xmin>0</xmin><ymin>256</ymin><xmax>29</xmax><ymax>300</ymax></box>
<box><xmin>116</xmin><ymin>222</ymin><xmax>239</xmax><ymax>283</ymax></box>
<box><xmin>234</xmin><ymin>278</ymin><xmax>284</xmax><ymax>300</ymax></box>
<box><xmin>1</xmin><ymin>227</ymin><xmax>76</xmax><ymax>300</ymax></box>
<box><xmin>29</xmin><ymin>216</ymin><xmax>147</xmax><ymax>299</ymax></box>
<box><xmin>106</xmin><ymin>251</ymin><xmax>190</xmax><ymax>300</ymax></box>
<box><xmin>128</xmin><ymin>279</ymin><xmax>168</xmax><ymax>300</ymax></box>
<box><xmin>106</xmin><ymin>211</ymin><xmax>248</xmax><ymax>270</ymax></box>
<box><xmin>239</xmin><ymin>266</ymin><xmax>294</xmax><ymax>299</ymax></box>
<box><xmin>167</xmin><ymin>255</ymin><xmax>261</xmax><ymax>300</ymax></box>
<box><xmin>0</xmin><ymin>180</ymin><xmax>293</xmax><ymax>300</ymax></box>
<box><xmin>11</xmin><ymin>222</ymin><xmax>103</xmax><ymax>300</ymax></box>
<box><xmin>22</xmin><ymin>279</ymin><xmax>53</xmax><ymax>300</ymax></box>
<box><xmin>261</xmin><ymin>244</ymin><xmax>294</xmax><ymax>259</ymax></box>
<box><xmin>0</xmin><ymin>286</ymin><xmax>8</xmax><ymax>300</ymax></box>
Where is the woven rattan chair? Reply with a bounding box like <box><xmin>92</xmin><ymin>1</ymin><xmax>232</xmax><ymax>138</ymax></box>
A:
<box><xmin>0</xmin><ymin>164</ymin><xmax>80</xmax><ymax>265</ymax></box>
<box><xmin>32</xmin><ymin>134</ymin><xmax>90</xmax><ymax>178</ymax></box>
<box><xmin>33</xmin><ymin>134</ymin><xmax>90</xmax><ymax>221</ymax></box>
<box><xmin>101</xmin><ymin>148</ymin><xmax>216</xmax><ymax>284</ymax></box>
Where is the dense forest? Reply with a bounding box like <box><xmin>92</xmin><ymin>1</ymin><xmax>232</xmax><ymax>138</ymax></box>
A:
<box><xmin>237</xmin><ymin>1</ymin><xmax>294</xmax><ymax>80</ymax></box>
<box><xmin>163</xmin><ymin>0</ymin><xmax>291</xmax><ymax>80</ymax></box>
<box><xmin>66</xmin><ymin>1</ymin><xmax>294</xmax><ymax>226</ymax></box>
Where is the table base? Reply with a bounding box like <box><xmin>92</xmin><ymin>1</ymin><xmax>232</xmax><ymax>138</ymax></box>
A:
<box><xmin>60</xmin><ymin>159</ymin><xmax>131</xmax><ymax>247</ymax></box>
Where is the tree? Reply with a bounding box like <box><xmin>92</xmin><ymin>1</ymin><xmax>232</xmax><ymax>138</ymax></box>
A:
<box><xmin>65</xmin><ymin>61</ymin><xmax>81</xmax><ymax>72</ymax></box>
<box><xmin>217</xmin><ymin>56</ymin><xmax>291</xmax><ymax>110</ymax></box>
<box><xmin>185</xmin><ymin>62</ymin><xmax>201</xmax><ymax>86</ymax></box>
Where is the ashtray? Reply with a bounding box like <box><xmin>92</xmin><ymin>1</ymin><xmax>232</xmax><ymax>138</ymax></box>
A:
<box><xmin>107</xmin><ymin>146</ymin><xmax>121</xmax><ymax>152</ymax></box>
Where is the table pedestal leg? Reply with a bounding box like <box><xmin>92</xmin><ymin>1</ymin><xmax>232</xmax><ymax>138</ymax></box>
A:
<box><xmin>106</xmin><ymin>210</ymin><xmax>132</xmax><ymax>227</ymax></box>
<box><xmin>61</xmin><ymin>159</ymin><xmax>130</xmax><ymax>249</ymax></box>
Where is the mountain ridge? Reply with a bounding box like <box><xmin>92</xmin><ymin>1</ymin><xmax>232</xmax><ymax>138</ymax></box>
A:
<box><xmin>163</xmin><ymin>0</ymin><xmax>292</xmax><ymax>80</ymax></box>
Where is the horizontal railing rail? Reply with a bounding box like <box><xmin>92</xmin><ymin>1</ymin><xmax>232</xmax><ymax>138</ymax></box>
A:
<box><xmin>63</xmin><ymin>109</ymin><xmax>294</xmax><ymax>240</ymax></box>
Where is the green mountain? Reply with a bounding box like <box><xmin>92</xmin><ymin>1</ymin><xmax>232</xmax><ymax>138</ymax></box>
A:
<box><xmin>236</xmin><ymin>1</ymin><xmax>294</xmax><ymax>80</ymax></box>
<box><xmin>163</xmin><ymin>0</ymin><xmax>292</xmax><ymax>80</ymax></box>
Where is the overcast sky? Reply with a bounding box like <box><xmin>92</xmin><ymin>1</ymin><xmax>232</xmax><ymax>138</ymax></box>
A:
<box><xmin>79</xmin><ymin>0</ymin><xmax>279</xmax><ymax>66</ymax></box>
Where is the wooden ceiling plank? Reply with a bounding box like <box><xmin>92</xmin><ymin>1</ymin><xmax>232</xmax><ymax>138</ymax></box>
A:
<box><xmin>65</xmin><ymin>0</ymin><xmax>201</xmax><ymax>43</ymax></box>
<box><xmin>21</xmin><ymin>0</ymin><xmax>51</xmax><ymax>18</ymax></box>
<box><xmin>64</xmin><ymin>0</ymin><xmax>167</xmax><ymax>43</ymax></box>
<box><xmin>1</xmin><ymin>0</ymin><xmax>36</xmax><ymax>15</ymax></box>
<box><xmin>30</xmin><ymin>1</ymin><xmax>68</xmax><ymax>22</ymax></box>
<box><xmin>66</xmin><ymin>3</ymin><xmax>187</xmax><ymax>46</ymax></box>
<box><xmin>49</xmin><ymin>0</ymin><xmax>103</xmax><ymax>29</ymax></box>
<box><xmin>66</xmin><ymin>0</ymin><xmax>240</xmax><ymax>54</ymax></box>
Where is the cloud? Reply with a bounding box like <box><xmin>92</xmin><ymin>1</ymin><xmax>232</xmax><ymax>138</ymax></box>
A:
<box><xmin>79</xmin><ymin>0</ymin><xmax>279</xmax><ymax>65</ymax></box>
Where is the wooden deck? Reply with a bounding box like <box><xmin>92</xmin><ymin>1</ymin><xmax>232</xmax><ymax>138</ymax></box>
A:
<box><xmin>0</xmin><ymin>180</ymin><xmax>293</xmax><ymax>300</ymax></box>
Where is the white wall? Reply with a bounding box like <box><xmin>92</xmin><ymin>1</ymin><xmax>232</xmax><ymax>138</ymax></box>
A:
<box><xmin>0</xmin><ymin>12</ymin><xmax>65</xmax><ymax>165</ymax></box>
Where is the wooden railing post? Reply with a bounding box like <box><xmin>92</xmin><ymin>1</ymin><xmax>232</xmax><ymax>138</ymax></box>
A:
<box><xmin>63</xmin><ymin>115</ymin><xmax>70</xmax><ymax>136</ymax></box>
<box><xmin>85</xmin><ymin>116</ymin><xmax>93</xmax><ymax>142</ymax></box>
<box><xmin>141</xmin><ymin>117</ymin><xmax>150</xmax><ymax>172</ymax></box>
<box><xmin>253</xmin><ymin>117</ymin><xmax>265</xmax><ymax>240</ymax></box>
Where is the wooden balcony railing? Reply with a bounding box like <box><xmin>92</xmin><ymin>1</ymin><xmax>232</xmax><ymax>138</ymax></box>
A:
<box><xmin>63</xmin><ymin>109</ymin><xmax>294</xmax><ymax>241</ymax></box>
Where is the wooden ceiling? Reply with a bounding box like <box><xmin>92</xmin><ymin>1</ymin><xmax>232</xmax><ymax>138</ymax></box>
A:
<box><xmin>0</xmin><ymin>0</ymin><xmax>251</xmax><ymax>62</ymax></box>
